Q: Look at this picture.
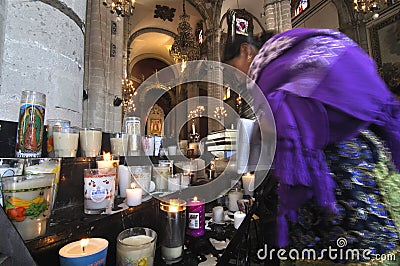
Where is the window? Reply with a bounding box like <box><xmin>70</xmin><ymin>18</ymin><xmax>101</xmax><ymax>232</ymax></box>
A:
<box><xmin>293</xmin><ymin>0</ymin><xmax>309</xmax><ymax>18</ymax></box>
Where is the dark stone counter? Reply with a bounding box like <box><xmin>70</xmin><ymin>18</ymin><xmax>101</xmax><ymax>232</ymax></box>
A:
<box><xmin>25</xmin><ymin>198</ymin><xmax>159</xmax><ymax>266</ymax></box>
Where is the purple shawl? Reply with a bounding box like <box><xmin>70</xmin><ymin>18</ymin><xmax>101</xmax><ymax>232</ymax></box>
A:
<box><xmin>248</xmin><ymin>28</ymin><xmax>400</xmax><ymax>247</ymax></box>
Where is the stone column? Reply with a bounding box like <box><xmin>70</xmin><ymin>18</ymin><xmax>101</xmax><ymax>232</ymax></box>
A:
<box><xmin>206</xmin><ymin>28</ymin><xmax>224</xmax><ymax>133</ymax></box>
<box><xmin>0</xmin><ymin>0</ymin><xmax>86</xmax><ymax>126</ymax></box>
<box><xmin>83</xmin><ymin>0</ymin><xmax>123</xmax><ymax>132</ymax></box>
<box><xmin>264</xmin><ymin>0</ymin><xmax>292</xmax><ymax>32</ymax></box>
<box><xmin>0</xmin><ymin>0</ymin><xmax>7</xmax><ymax>84</ymax></box>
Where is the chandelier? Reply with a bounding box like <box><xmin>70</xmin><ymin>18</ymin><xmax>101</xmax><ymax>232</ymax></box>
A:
<box><xmin>353</xmin><ymin>0</ymin><xmax>388</xmax><ymax>13</ymax></box>
<box><xmin>169</xmin><ymin>0</ymin><xmax>200</xmax><ymax>64</ymax></box>
<box><xmin>214</xmin><ymin>106</ymin><xmax>227</xmax><ymax>120</ymax></box>
<box><xmin>121</xmin><ymin>78</ymin><xmax>137</xmax><ymax>114</ymax></box>
<box><xmin>103</xmin><ymin>0</ymin><xmax>135</xmax><ymax>17</ymax></box>
<box><xmin>188</xmin><ymin>105</ymin><xmax>205</xmax><ymax>119</ymax></box>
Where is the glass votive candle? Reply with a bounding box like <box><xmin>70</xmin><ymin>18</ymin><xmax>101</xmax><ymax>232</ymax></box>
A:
<box><xmin>46</xmin><ymin>119</ymin><xmax>70</xmax><ymax>157</ymax></box>
<box><xmin>79</xmin><ymin>128</ymin><xmax>102</xmax><ymax>157</ymax></box>
<box><xmin>0</xmin><ymin>158</ymin><xmax>25</xmax><ymax>206</ymax></box>
<box><xmin>116</xmin><ymin>227</ymin><xmax>157</xmax><ymax>266</ymax></box>
<box><xmin>130</xmin><ymin>165</ymin><xmax>153</xmax><ymax>197</ymax></box>
<box><xmin>53</xmin><ymin>126</ymin><xmax>79</xmax><ymax>157</ymax></box>
<box><xmin>110</xmin><ymin>132</ymin><xmax>128</xmax><ymax>156</ymax></box>
<box><xmin>160</xmin><ymin>199</ymin><xmax>186</xmax><ymax>264</ymax></box>
<box><xmin>83</xmin><ymin>168</ymin><xmax>116</xmax><ymax>214</ymax></box>
<box><xmin>153</xmin><ymin>165</ymin><xmax>170</xmax><ymax>192</ymax></box>
<box><xmin>168</xmin><ymin>173</ymin><xmax>181</xmax><ymax>192</ymax></box>
<box><xmin>2</xmin><ymin>173</ymin><xmax>55</xmax><ymax>240</ymax></box>
<box><xmin>24</xmin><ymin>158</ymin><xmax>61</xmax><ymax>212</ymax></box>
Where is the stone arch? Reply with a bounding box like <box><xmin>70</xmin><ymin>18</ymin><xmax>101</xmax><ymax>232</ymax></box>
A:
<box><xmin>127</xmin><ymin>27</ymin><xmax>177</xmax><ymax>51</ymax></box>
<box><xmin>187</xmin><ymin>0</ymin><xmax>212</xmax><ymax>30</ymax></box>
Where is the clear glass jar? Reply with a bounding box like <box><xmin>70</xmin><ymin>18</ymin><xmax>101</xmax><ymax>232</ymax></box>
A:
<box><xmin>15</xmin><ymin>91</ymin><xmax>46</xmax><ymax>158</ymax></box>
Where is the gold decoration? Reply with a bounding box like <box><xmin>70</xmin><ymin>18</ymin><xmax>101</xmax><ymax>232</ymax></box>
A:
<box><xmin>103</xmin><ymin>0</ymin><xmax>135</xmax><ymax>17</ymax></box>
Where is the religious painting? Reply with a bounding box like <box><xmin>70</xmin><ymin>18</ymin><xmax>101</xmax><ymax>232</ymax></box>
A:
<box><xmin>146</xmin><ymin>104</ymin><xmax>165</xmax><ymax>136</ymax></box>
<box><xmin>149</xmin><ymin>119</ymin><xmax>162</xmax><ymax>136</ymax></box>
<box><xmin>235</xmin><ymin>18</ymin><xmax>249</xmax><ymax>36</ymax></box>
<box><xmin>369</xmin><ymin>12</ymin><xmax>400</xmax><ymax>95</ymax></box>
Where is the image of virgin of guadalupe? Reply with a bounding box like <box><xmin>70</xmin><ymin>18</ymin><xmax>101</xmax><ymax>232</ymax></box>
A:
<box><xmin>20</xmin><ymin>106</ymin><xmax>44</xmax><ymax>152</ymax></box>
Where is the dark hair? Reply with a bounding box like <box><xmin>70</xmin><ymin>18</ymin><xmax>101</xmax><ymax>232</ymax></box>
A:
<box><xmin>222</xmin><ymin>30</ymin><xmax>275</xmax><ymax>62</ymax></box>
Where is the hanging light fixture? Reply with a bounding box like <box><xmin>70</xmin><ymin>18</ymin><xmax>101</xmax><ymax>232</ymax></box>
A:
<box><xmin>169</xmin><ymin>0</ymin><xmax>200</xmax><ymax>65</ymax></box>
<box><xmin>352</xmin><ymin>0</ymin><xmax>388</xmax><ymax>13</ymax></box>
<box><xmin>103</xmin><ymin>0</ymin><xmax>136</xmax><ymax>17</ymax></box>
<box><xmin>121</xmin><ymin>78</ymin><xmax>137</xmax><ymax>114</ymax></box>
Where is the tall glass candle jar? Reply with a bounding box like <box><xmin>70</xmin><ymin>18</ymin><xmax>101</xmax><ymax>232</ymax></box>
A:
<box><xmin>186</xmin><ymin>197</ymin><xmax>205</xmax><ymax>237</ymax></box>
<box><xmin>160</xmin><ymin>199</ymin><xmax>186</xmax><ymax>264</ymax></box>
<box><xmin>15</xmin><ymin>91</ymin><xmax>46</xmax><ymax>158</ymax></box>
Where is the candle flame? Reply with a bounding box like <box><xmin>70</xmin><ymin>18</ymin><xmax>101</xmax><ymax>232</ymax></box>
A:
<box><xmin>168</xmin><ymin>199</ymin><xmax>180</xmax><ymax>212</ymax></box>
<box><xmin>193</xmin><ymin>196</ymin><xmax>198</xmax><ymax>201</ymax></box>
<box><xmin>102</xmin><ymin>151</ymin><xmax>111</xmax><ymax>161</ymax></box>
<box><xmin>80</xmin><ymin>238</ymin><xmax>89</xmax><ymax>253</ymax></box>
<box><xmin>131</xmin><ymin>182</ymin><xmax>136</xmax><ymax>189</ymax></box>
<box><xmin>169</xmin><ymin>204</ymin><xmax>179</xmax><ymax>212</ymax></box>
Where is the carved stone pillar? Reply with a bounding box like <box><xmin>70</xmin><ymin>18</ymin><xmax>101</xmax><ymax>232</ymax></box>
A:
<box><xmin>206</xmin><ymin>28</ymin><xmax>225</xmax><ymax>133</ymax></box>
<box><xmin>263</xmin><ymin>0</ymin><xmax>292</xmax><ymax>32</ymax></box>
<box><xmin>83</xmin><ymin>0</ymin><xmax>123</xmax><ymax>132</ymax></box>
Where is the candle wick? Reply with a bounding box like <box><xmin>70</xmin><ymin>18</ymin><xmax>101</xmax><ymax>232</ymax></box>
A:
<box><xmin>82</xmin><ymin>246</ymin><xmax>85</xmax><ymax>253</ymax></box>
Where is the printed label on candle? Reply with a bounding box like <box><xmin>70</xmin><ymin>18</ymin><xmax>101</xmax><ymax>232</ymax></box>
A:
<box><xmin>188</xmin><ymin>212</ymin><xmax>200</xmax><ymax>229</ymax></box>
<box><xmin>84</xmin><ymin>173</ymin><xmax>115</xmax><ymax>212</ymax></box>
<box><xmin>90</xmin><ymin>186</ymin><xmax>107</xmax><ymax>203</ymax></box>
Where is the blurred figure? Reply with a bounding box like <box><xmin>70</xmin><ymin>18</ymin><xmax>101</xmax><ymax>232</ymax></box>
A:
<box><xmin>224</xmin><ymin>27</ymin><xmax>400</xmax><ymax>265</ymax></box>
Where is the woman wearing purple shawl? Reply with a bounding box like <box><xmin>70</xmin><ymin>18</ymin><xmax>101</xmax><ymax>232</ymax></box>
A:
<box><xmin>225</xmin><ymin>27</ymin><xmax>400</xmax><ymax>265</ymax></box>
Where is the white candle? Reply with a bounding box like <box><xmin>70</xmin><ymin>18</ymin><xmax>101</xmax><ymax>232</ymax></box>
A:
<box><xmin>53</xmin><ymin>131</ymin><xmax>79</xmax><ymax>157</ymax></box>
<box><xmin>96</xmin><ymin>153</ymin><xmax>119</xmax><ymax>169</ymax></box>
<box><xmin>227</xmin><ymin>189</ymin><xmax>243</xmax><ymax>212</ymax></box>
<box><xmin>212</xmin><ymin>206</ymin><xmax>224</xmax><ymax>224</ymax></box>
<box><xmin>153</xmin><ymin>166</ymin><xmax>169</xmax><ymax>191</ymax></box>
<box><xmin>126</xmin><ymin>183</ymin><xmax>142</xmax><ymax>206</ymax></box>
<box><xmin>234</xmin><ymin>211</ymin><xmax>246</xmax><ymax>229</ymax></box>
<box><xmin>118</xmin><ymin>165</ymin><xmax>130</xmax><ymax>197</ymax></box>
<box><xmin>192</xmin><ymin>123</ymin><xmax>195</xmax><ymax>135</ymax></box>
<box><xmin>79</xmin><ymin>129</ymin><xmax>102</xmax><ymax>157</ymax></box>
<box><xmin>117</xmin><ymin>235</ymin><xmax>155</xmax><ymax>265</ymax></box>
<box><xmin>168</xmin><ymin>174</ymin><xmax>181</xmax><ymax>192</ymax></box>
<box><xmin>59</xmin><ymin>238</ymin><xmax>109</xmax><ymax>266</ymax></box>
<box><xmin>241</xmin><ymin>173</ymin><xmax>255</xmax><ymax>196</ymax></box>
<box><xmin>161</xmin><ymin>246</ymin><xmax>183</xmax><ymax>261</ymax></box>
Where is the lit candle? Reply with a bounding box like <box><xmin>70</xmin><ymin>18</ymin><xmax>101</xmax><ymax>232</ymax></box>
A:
<box><xmin>96</xmin><ymin>152</ymin><xmax>119</xmax><ymax>171</ymax></box>
<box><xmin>59</xmin><ymin>238</ymin><xmax>109</xmax><ymax>266</ymax></box>
<box><xmin>187</xmin><ymin>196</ymin><xmax>205</xmax><ymax>237</ymax></box>
<box><xmin>80</xmin><ymin>238</ymin><xmax>89</xmax><ymax>253</ymax></box>
<box><xmin>160</xmin><ymin>199</ymin><xmax>186</xmax><ymax>264</ymax></box>
<box><xmin>234</xmin><ymin>211</ymin><xmax>246</xmax><ymax>229</ymax></box>
<box><xmin>241</xmin><ymin>173</ymin><xmax>255</xmax><ymax>196</ymax></box>
<box><xmin>126</xmin><ymin>183</ymin><xmax>142</xmax><ymax>207</ymax></box>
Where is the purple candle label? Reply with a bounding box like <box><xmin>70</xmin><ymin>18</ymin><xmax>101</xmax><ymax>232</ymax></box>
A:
<box><xmin>186</xmin><ymin>200</ymin><xmax>205</xmax><ymax>237</ymax></box>
<box><xmin>188</xmin><ymin>212</ymin><xmax>200</xmax><ymax>229</ymax></box>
